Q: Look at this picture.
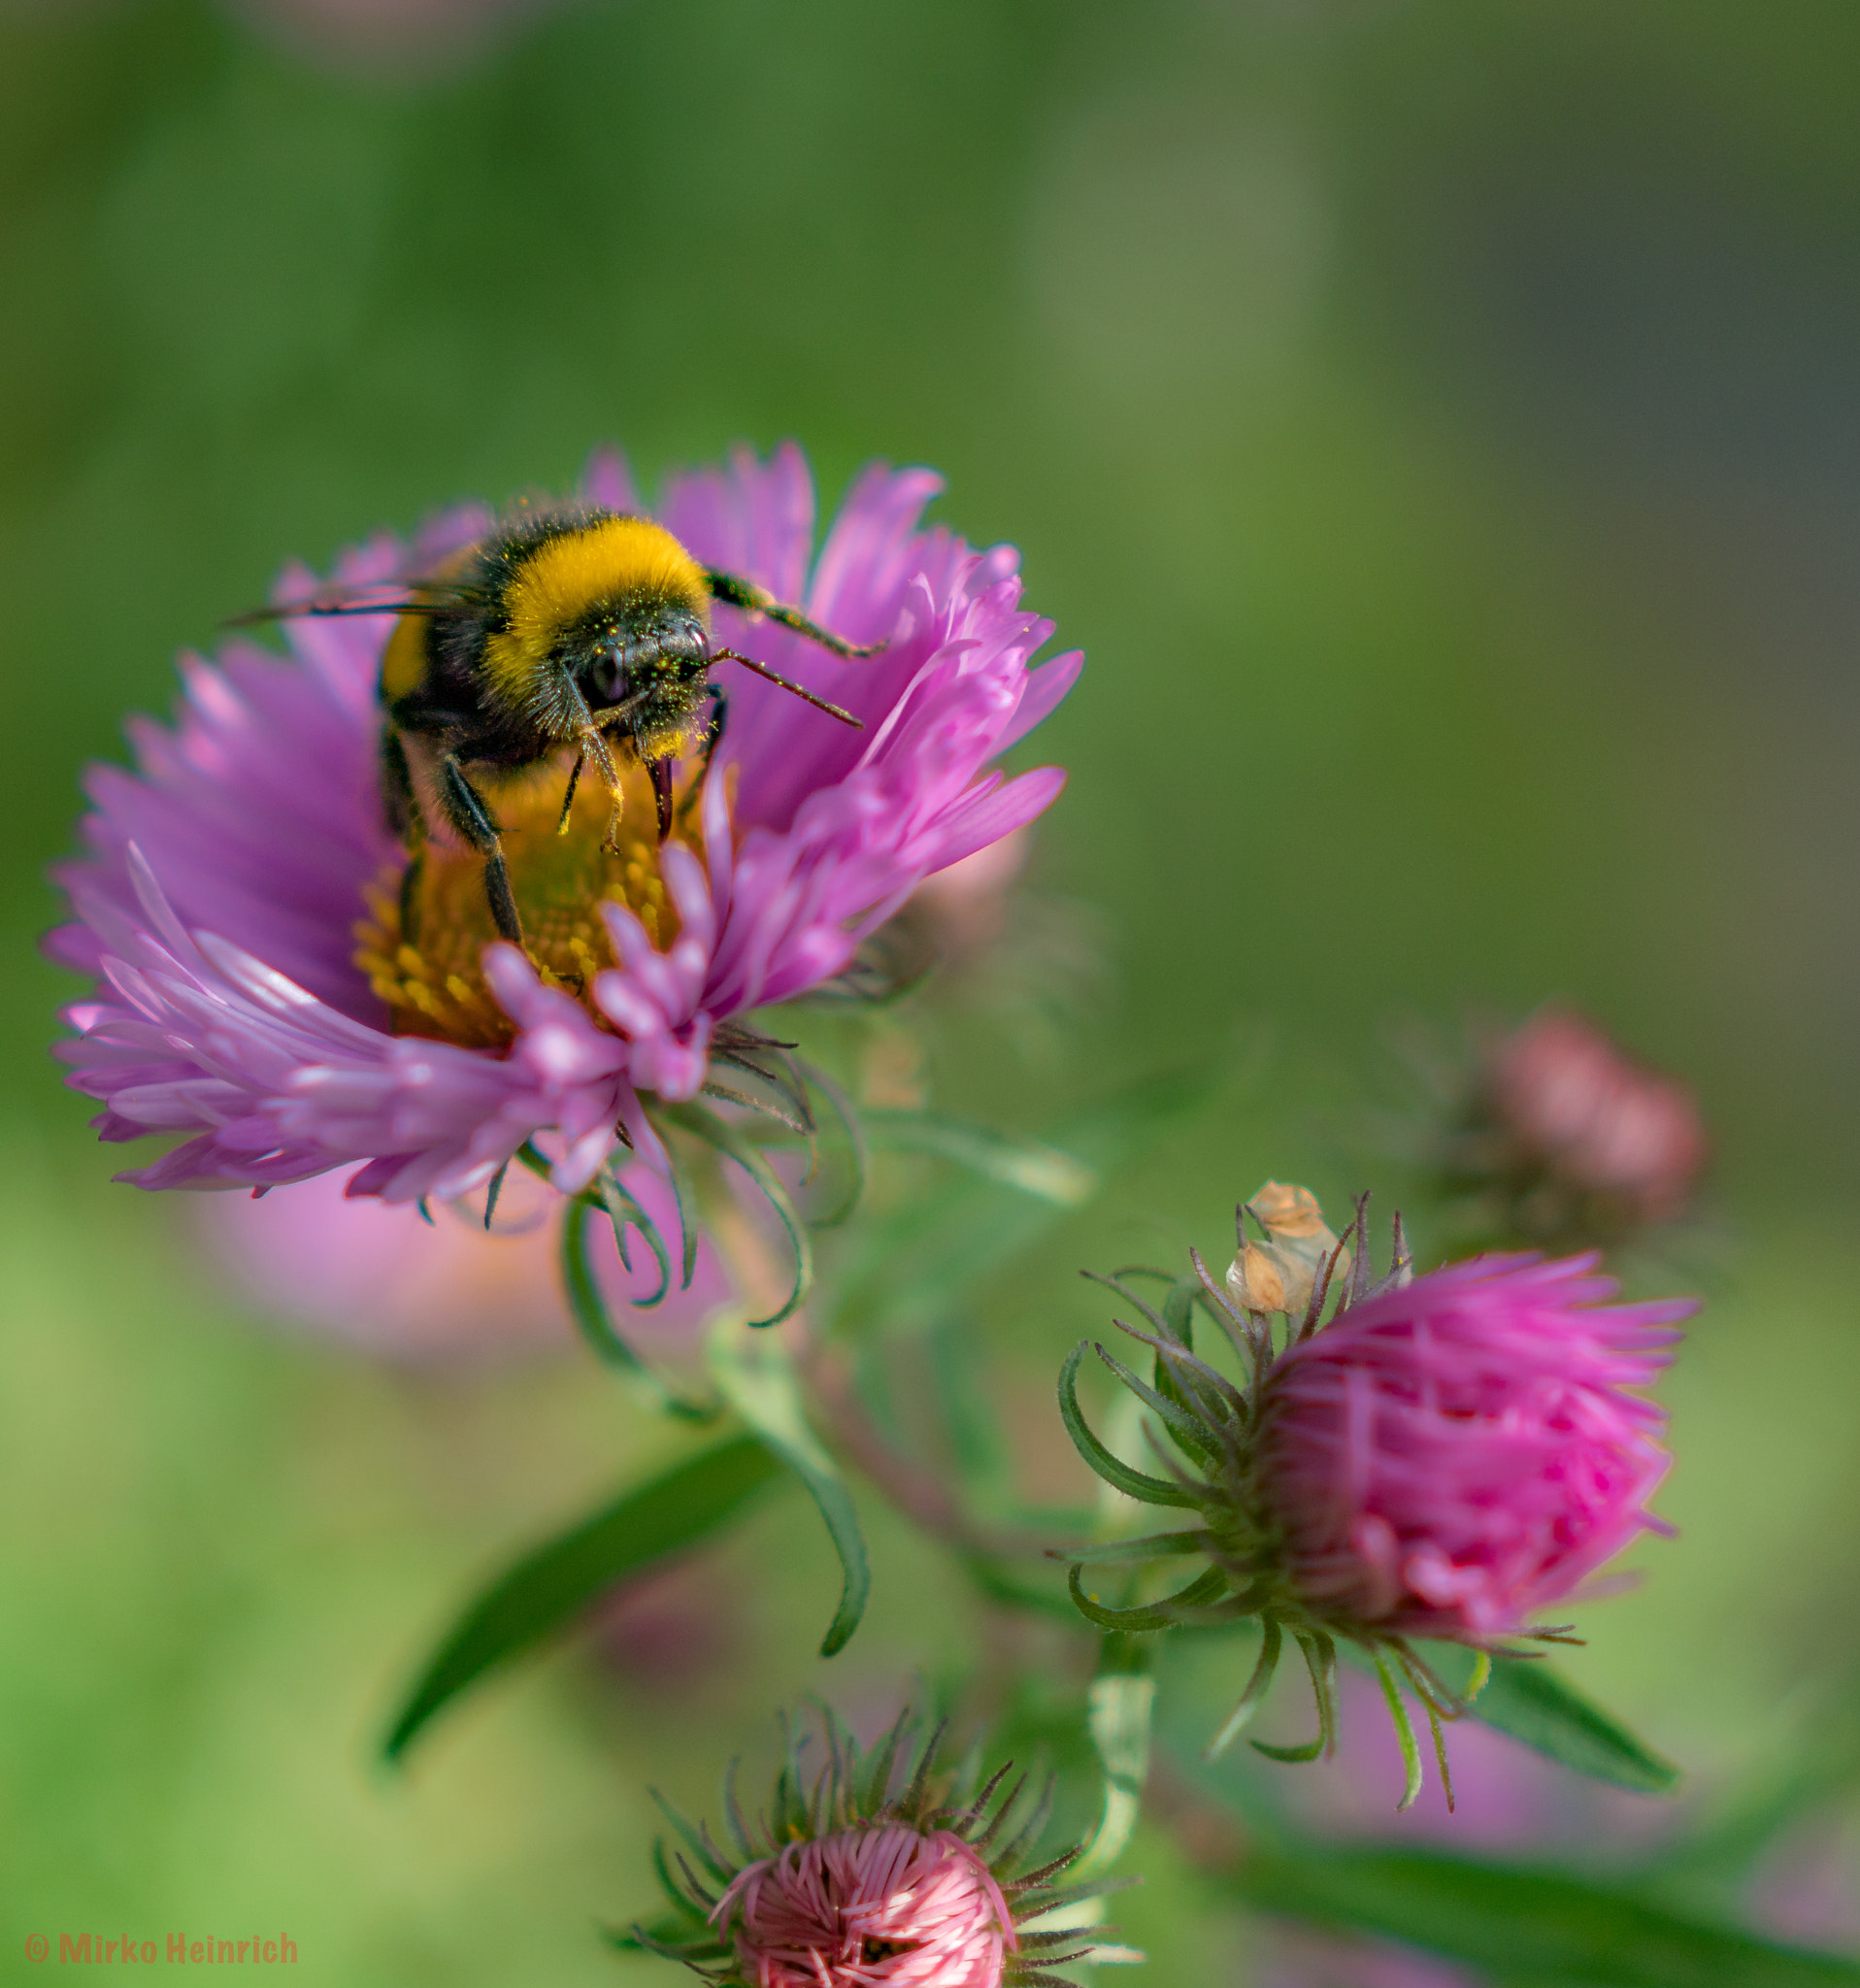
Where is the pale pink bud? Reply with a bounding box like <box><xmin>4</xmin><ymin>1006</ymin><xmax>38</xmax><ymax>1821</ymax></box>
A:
<box><xmin>717</xmin><ymin>1825</ymin><xmax>1014</xmax><ymax>1988</ymax></box>
<box><xmin>1491</xmin><ymin>1009</ymin><xmax>1708</xmax><ymax>1225</ymax></box>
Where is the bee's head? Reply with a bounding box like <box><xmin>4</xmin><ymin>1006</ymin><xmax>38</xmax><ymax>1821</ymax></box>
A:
<box><xmin>575</xmin><ymin>601</ymin><xmax>710</xmax><ymax>710</ymax></box>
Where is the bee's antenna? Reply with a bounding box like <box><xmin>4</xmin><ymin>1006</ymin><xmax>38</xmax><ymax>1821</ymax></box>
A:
<box><xmin>223</xmin><ymin>599</ymin><xmax>437</xmax><ymax>627</ymax></box>
<box><xmin>710</xmin><ymin>650</ymin><xmax>863</xmax><ymax>729</ymax></box>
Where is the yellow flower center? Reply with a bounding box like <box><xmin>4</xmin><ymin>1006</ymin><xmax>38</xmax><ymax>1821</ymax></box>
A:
<box><xmin>354</xmin><ymin>757</ymin><xmax>704</xmax><ymax>1049</ymax></box>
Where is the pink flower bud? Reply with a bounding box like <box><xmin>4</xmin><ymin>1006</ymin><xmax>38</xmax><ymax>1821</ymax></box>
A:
<box><xmin>1257</xmin><ymin>1253</ymin><xmax>1693</xmax><ymax>1641</ymax></box>
<box><xmin>629</xmin><ymin>1707</ymin><xmax>1130</xmax><ymax>1986</ymax></box>
<box><xmin>1489</xmin><ymin>1009</ymin><xmax>1708</xmax><ymax>1226</ymax></box>
<box><xmin>717</xmin><ymin>1825</ymin><xmax>1013</xmax><ymax>1988</ymax></box>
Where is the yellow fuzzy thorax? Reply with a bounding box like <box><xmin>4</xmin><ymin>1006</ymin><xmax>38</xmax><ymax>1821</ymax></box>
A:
<box><xmin>483</xmin><ymin>516</ymin><xmax>711</xmax><ymax>707</ymax></box>
<box><xmin>354</xmin><ymin>756</ymin><xmax>703</xmax><ymax>1050</ymax></box>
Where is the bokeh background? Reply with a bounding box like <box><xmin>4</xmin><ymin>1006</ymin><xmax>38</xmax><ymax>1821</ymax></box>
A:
<box><xmin>4</xmin><ymin>0</ymin><xmax>1859</xmax><ymax>1980</ymax></box>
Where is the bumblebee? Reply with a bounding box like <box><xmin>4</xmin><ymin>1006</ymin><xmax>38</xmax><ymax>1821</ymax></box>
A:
<box><xmin>249</xmin><ymin>507</ymin><xmax>879</xmax><ymax>946</ymax></box>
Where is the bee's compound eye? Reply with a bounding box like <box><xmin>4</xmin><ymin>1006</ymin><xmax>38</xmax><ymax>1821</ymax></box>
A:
<box><xmin>589</xmin><ymin>650</ymin><xmax>624</xmax><ymax>705</ymax></box>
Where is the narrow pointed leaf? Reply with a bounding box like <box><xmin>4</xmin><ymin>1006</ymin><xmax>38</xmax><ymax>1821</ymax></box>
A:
<box><xmin>382</xmin><ymin>1435</ymin><xmax>784</xmax><ymax>1762</ymax></box>
<box><xmin>1061</xmin><ymin>1530</ymin><xmax>1212</xmax><ymax>1566</ymax></box>
<box><xmin>830</xmin><ymin>1068</ymin><xmax>1207</xmax><ymax>1333</ymax></box>
<box><xmin>863</xmin><ymin>1108</ymin><xmax>1097</xmax><ymax>1206</ymax></box>
<box><xmin>1372</xmin><ymin>1645</ymin><xmax>1424</xmax><ymax>1812</ymax></box>
<box><xmin>1227</xmin><ymin>1846</ymin><xmax>1860</xmax><ymax>1986</ymax></box>
<box><xmin>1414</xmin><ymin>1641</ymin><xmax>1681</xmax><ymax>1795</ymax></box>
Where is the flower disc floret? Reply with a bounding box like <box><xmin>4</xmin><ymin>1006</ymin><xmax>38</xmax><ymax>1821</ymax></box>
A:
<box><xmin>49</xmin><ymin>446</ymin><xmax>1079</xmax><ymax>1208</ymax></box>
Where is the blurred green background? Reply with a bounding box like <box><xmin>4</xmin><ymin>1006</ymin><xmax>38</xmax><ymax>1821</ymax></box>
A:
<box><xmin>4</xmin><ymin>0</ymin><xmax>1859</xmax><ymax>1979</ymax></box>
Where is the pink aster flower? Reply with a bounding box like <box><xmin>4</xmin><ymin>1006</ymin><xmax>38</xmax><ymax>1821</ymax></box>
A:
<box><xmin>49</xmin><ymin>445</ymin><xmax>1079</xmax><ymax>1217</ymax></box>
<box><xmin>630</xmin><ymin>1706</ymin><xmax>1134</xmax><ymax>1987</ymax></box>
<box><xmin>1060</xmin><ymin>1189</ymin><xmax>1695</xmax><ymax>1806</ymax></box>
<box><xmin>1255</xmin><ymin>1252</ymin><xmax>1689</xmax><ymax>1644</ymax></box>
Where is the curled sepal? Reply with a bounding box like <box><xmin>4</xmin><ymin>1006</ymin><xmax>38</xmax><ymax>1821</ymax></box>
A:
<box><xmin>1206</xmin><ymin>1615</ymin><xmax>1283</xmax><ymax>1761</ymax></box>
<box><xmin>599</xmin><ymin>1167</ymin><xmax>674</xmax><ymax>1306</ymax></box>
<box><xmin>560</xmin><ymin>1198</ymin><xmax>717</xmax><ymax>1422</ymax></box>
<box><xmin>1372</xmin><ymin>1642</ymin><xmax>1425</xmax><ymax>1812</ymax></box>
<box><xmin>1252</xmin><ymin>1628</ymin><xmax>1338</xmax><ymax>1764</ymax></box>
<box><xmin>1059</xmin><ymin>1530</ymin><xmax>1213</xmax><ymax>1568</ymax></box>
<box><xmin>1057</xmin><ymin>1345</ymin><xmax>1203</xmax><ymax>1510</ymax></box>
<box><xmin>792</xmin><ymin>1057</ymin><xmax>868</xmax><ymax>1229</ymax></box>
<box><xmin>1067</xmin><ymin>1563</ymin><xmax>1230</xmax><ymax>1633</ymax></box>
<box><xmin>663</xmin><ymin>1098</ymin><xmax>812</xmax><ymax>1329</ymax></box>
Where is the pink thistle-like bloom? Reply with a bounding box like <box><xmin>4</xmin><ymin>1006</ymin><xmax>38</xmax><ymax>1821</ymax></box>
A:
<box><xmin>1255</xmin><ymin>1253</ymin><xmax>1692</xmax><ymax>1642</ymax></box>
<box><xmin>1063</xmin><ymin>1202</ymin><xmax>1697</xmax><ymax>1801</ymax></box>
<box><xmin>632</xmin><ymin>1706</ymin><xmax>1130</xmax><ymax>1988</ymax></box>
<box><xmin>716</xmin><ymin>1825</ymin><xmax>1013</xmax><ymax>1988</ymax></box>
<box><xmin>49</xmin><ymin>445</ymin><xmax>1079</xmax><ymax>1209</ymax></box>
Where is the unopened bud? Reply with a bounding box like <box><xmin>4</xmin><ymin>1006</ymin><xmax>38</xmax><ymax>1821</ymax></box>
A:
<box><xmin>1227</xmin><ymin>1240</ymin><xmax>1288</xmax><ymax>1314</ymax></box>
<box><xmin>1227</xmin><ymin>1182</ymin><xmax>1349</xmax><ymax>1317</ymax></box>
<box><xmin>1247</xmin><ymin>1180</ymin><xmax>1327</xmax><ymax>1241</ymax></box>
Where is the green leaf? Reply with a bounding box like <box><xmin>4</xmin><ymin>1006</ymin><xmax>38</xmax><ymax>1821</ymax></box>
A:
<box><xmin>382</xmin><ymin>1435</ymin><xmax>784</xmax><ymax>1763</ymax></box>
<box><xmin>708</xmin><ymin>1317</ymin><xmax>871</xmax><ymax>1656</ymax></box>
<box><xmin>1075</xmin><ymin>1640</ymin><xmax>1156</xmax><ymax>1880</ymax></box>
<box><xmin>927</xmin><ymin>1312</ymin><xmax>1012</xmax><ymax>1505</ymax></box>
<box><xmin>863</xmin><ymin>1108</ymin><xmax>1098</xmax><ymax>1206</ymax></box>
<box><xmin>830</xmin><ymin>1067</ymin><xmax>1208</xmax><ymax>1333</ymax></box>
<box><xmin>1418</xmin><ymin>1642</ymin><xmax>1682</xmax><ymax>1796</ymax></box>
<box><xmin>1227</xmin><ymin>1846</ymin><xmax>1860</xmax><ymax>1987</ymax></box>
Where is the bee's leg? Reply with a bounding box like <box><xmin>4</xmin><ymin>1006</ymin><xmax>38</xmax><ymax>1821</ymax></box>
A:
<box><xmin>397</xmin><ymin>852</ymin><xmax>426</xmax><ymax>947</ymax></box>
<box><xmin>382</xmin><ymin>729</ymin><xmax>429</xmax><ymax>944</ymax></box>
<box><xmin>704</xmin><ymin>569</ymin><xmax>887</xmax><ymax>658</ymax></box>
<box><xmin>699</xmin><ymin>685</ymin><xmax>728</xmax><ymax>780</ymax></box>
<box><xmin>381</xmin><ymin>726</ymin><xmax>420</xmax><ymax>842</ymax></box>
<box><xmin>555</xmin><ymin>749</ymin><xmax>585</xmax><ymax>835</ymax></box>
<box><xmin>437</xmin><ymin>754</ymin><xmax>523</xmax><ymax>946</ymax></box>
<box><xmin>557</xmin><ymin>671</ymin><xmax>630</xmax><ymax>854</ymax></box>
<box><xmin>577</xmin><ymin>726</ymin><xmax>627</xmax><ymax>853</ymax></box>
